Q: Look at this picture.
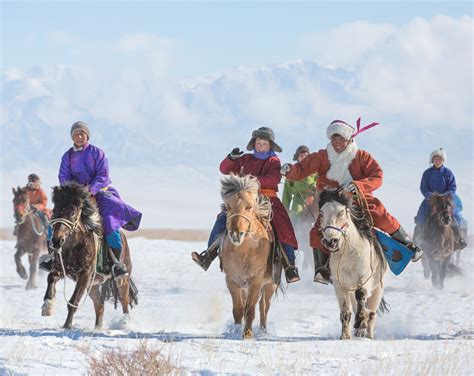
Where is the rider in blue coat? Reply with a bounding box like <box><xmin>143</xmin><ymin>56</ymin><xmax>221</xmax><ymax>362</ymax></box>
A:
<box><xmin>414</xmin><ymin>148</ymin><xmax>467</xmax><ymax>249</ymax></box>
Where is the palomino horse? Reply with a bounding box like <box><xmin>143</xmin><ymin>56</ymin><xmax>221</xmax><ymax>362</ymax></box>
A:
<box><xmin>41</xmin><ymin>182</ymin><xmax>138</xmax><ymax>329</ymax></box>
<box><xmin>319</xmin><ymin>188</ymin><xmax>387</xmax><ymax>340</ymax></box>
<box><xmin>12</xmin><ymin>187</ymin><xmax>47</xmax><ymax>289</ymax></box>
<box><xmin>417</xmin><ymin>194</ymin><xmax>462</xmax><ymax>289</ymax></box>
<box><xmin>220</xmin><ymin>174</ymin><xmax>279</xmax><ymax>339</ymax></box>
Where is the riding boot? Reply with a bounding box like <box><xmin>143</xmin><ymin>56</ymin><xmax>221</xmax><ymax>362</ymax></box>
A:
<box><xmin>313</xmin><ymin>248</ymin><xmax>330</xmax><ymax>284</ymax></box>
<box><xmin>390</xmin><ymin>226</ymin><xmax>423</xmax><ymax>262</ymax></box>
<box><xmin>452</xmin><ymin>224</ymin><xmax>468</xmax><ymax>250</ymax></box>
<box><xmin>280</xmin><ymin>243</ymin><xmax>300</xmax><ymax>283</ymax></box>
<box><xmin>191</xmin><ymin>243</ymin><xmax>220</xmax><ymax>271</ymax></box>
<box><xmin>110</xmin><ymin>248</ymin><xmax>129</xmax><ymax>280</ymax></box>
<box><xmin>39</xmin><ymin>254</ymin><xmax>54</xmax><ymax>272</ymax></box>
<box><xmin>284</xmin><ymin>260</ymin><xmax>301</xmax><ymax>284</ymax></box>
<box><xmin>13</xmin><ymin>225</ymin><xmax>18</xmax><ymax>236</ymax></box>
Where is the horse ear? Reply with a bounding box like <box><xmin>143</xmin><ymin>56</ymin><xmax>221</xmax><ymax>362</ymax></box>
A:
<box><xmin>12</xmin><ymin>187</ymin><xmax>15</xmax><ymax>194</ymax></box>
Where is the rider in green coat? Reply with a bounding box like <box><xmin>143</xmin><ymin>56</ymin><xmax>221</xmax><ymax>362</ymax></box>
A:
<box><xmin>282</xmin><ymin>145</ymin><xmax>317</xmax><ymax>219</ymax></box>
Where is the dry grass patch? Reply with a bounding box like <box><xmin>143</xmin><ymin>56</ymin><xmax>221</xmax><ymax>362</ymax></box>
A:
<box><xmin>85</xmin><ymin>340</ymin><xmax>180</xmax><ymax>376</ymax></box>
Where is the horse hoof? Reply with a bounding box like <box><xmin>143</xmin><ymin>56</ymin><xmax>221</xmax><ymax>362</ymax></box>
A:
<box><xmin>63</xmin><ymin>324</ymin><xmax>72</xmax><ymax>330</ymax></box>
<box><xmin>340</xmin><ymin>334</ymin><xmax>351</xmax><ymax>340</ymax></box>
<box><xmin>17</xmin><ymin>270</ymin><xmax>28</xmax><ymax>280</ymax></box>
<box><xmin>355</xmin><ymin>329</ymin><xmax>367</xmax><ymax>338</ymax></box>
<box><xmin>41</xmin><ymin>307</ymin><xmax>55</xmax><ymax>316</ymax></box>
<box><xmin>243</xmin><ymin>329</ymin><xmax>253</xmax><ymax>339</ymax></box>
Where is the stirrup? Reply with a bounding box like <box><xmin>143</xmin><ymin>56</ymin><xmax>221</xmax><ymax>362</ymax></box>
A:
<box><xmin>112</xmin><ymin>263</ymin><xmax>129</xmax><ymax>280</ymax></box>
<box><xmin>191</xmin><ymin>250</ymin><xmax>215</xmax><ymax>271</ymax></box>
<box><xmin>410</xmin><ymin>246</ymin><xmax>423</xmax><ymax>262</ymax></box>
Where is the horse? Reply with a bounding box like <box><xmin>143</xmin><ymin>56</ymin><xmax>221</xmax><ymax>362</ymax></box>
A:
<box><xmin>220</xmin><ymin>174</ymin><xmax>280</xmax><ymax>339</ymax></box>
<box><xmin>41</xmin><ymin>182</ymin><xmax>138</xmax><ymax>329</ymax></box>
<box><xmin>319</xmin><ymin>188</ymin><xmax>387</xmax><ymax>340</ymax></box>
<box><xmin>12</xmin><ymin>187</ymin><xmax>48</xmax><ymax>289</ymax></box>
<box><xmin>417</xmin><ymin>193</ymin><xmax>462</xmax><ymax>289</ymax></box>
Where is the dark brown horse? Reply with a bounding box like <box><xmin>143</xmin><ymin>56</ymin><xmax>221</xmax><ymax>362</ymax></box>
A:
<box><xmin>12</xmin><ymin>187</ymin><xmax>47</xmax><ymax>289</ymax></box>
<box><xmin>41</xmin><ymin>182</ymin><xmax>138</xmax><ymax>329</ymax></box>
<box><xmin>418</xmin><ymin>193</ymin><xmax>462</xmax><ymax>289</ymax></box>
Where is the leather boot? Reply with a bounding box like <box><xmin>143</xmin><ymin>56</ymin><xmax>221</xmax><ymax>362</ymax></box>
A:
<box><xmin>452</xmin><ymin>224</ymin><xmax>468</xmax><ymax>250</ymax></box>
<box><xmin>313</xmin><ymin>248</ymin><xmax>330</xmax><ymax>284</ymax></box>
<box><xmin>191</xmin><ymin>244</ymin><xmax>219</xmax><ymax>271</ymax></box>
<box><xmin>390</xmin><ymin>226</ymin><xmax>423</xmax><ymax>262</ymax></box>
<box><xmin>284</xmin><ymin>260</ymin><xmax>300</xmax><ymax>283</ymax></box>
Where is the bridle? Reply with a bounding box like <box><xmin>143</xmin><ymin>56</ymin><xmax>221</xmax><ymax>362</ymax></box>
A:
<box><xmin>226</xmin><ymin>213</ymin><xmax>253</xmax><ymax>236</ymax></box>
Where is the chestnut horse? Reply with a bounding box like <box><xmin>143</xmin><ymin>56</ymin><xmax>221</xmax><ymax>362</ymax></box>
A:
<box><xmin>220</xmin><ymin>174</ymin><xmax>279</xmax><ymax>339</ymax></box>
<box><xmin>41</xmin><ymin>182</ymin><xmax>138</xmax><ymax>329</ymax></box>
<box><xmin>12</xmin><ymin>187</ymin><xmax>47</xmax><ymax>289</ymax></box>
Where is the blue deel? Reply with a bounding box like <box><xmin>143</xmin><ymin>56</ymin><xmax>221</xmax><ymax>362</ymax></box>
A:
<box><xmin>375</xmin><ymin>229</ymin><xmax>414</xmax><ymax>276</ymax></box>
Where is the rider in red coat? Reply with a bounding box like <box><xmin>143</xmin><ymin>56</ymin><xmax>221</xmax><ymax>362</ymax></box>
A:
<box><xmin>191</xmin><ymin>127</ymin><xmax>300</xmax><ymax>283</ymax></box>
<box><xmin>282</xmin><ymin>119</ymin><xmax>423</xmax><ymax>284</ymax></box>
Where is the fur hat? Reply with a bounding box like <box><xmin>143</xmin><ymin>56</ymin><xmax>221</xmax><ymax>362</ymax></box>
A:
<box><xmin>28</xmin><ymin>173</ymin><xmax>40</xmax><ymax>182</ymax></box>
<box><xmin>430</xmin><ymin>148</ymin><xmax>447</xmax><ymax>164</ymax></box>
<box><xmin>293</xmin><ymin>145</ymin><xmax>310</xmax><ymax>161</ymax></box>
<box><xmin>326</xmin><ymin>120</ymin><xmax>355</xmax><ymax>140</ymax></box>
<box><xmin>246</xmin><ymin>127</ymin><xmax>282</xmax><ymax>153</ymax></box>
<box><xmin>70</xmin><ymin>121</ymin><xmax>90</xmax><ymax>140</ymax></box>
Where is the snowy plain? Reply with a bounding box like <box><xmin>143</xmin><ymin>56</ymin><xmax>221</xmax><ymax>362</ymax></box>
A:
<box><xmin>0</xmin><ymin>237</ymin><xmax>473</xmax><ymax>375</ymax></box>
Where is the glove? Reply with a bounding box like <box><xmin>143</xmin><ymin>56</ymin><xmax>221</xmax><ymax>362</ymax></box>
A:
<box><xmin>228</xmin><ymin>147</ymin><xmax>244</xmax><ymax>160</ymax></box>
<box><xmin>345</xmin><ymin>182</ymin><xmax>357</xmax><ymax>194</ymax></box>
<box><xmin>280</xmin><ymin>163</ymin><xmax>291</xmax><ymax>176</ymax></box>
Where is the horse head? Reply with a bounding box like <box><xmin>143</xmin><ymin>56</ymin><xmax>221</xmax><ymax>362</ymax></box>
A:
<box><xmin>428</xmin><ymin>193</ymin><xmax>454</xmax><ymax>227</ymax></box>
<box><xmin>318</xmin><ymin>187</ymin><xmax>352</xmax><ymax>252</ymax></box>
<box><xmin>12</xmin><ymin>186</ymin><xmax>30</xmax><ymax>222</ymax></box>
<box><xmin>50</xmin><ymin>182</ymin><xmax>101</xmax><ymax>250</ymax></box>
<box><xmin>221</xmin><ymin>174</ymin><xmax>261</xmax><ymax>246</ymax></box>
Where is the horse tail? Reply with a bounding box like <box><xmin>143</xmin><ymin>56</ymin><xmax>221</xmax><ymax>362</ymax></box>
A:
<box><xmin>377</xmin><ymin>297</ymin><xmax>390</xmax><ymax>316</ymax></box>
<box><xmin>102</xmin><ymin>277</ymin><xmax>139</xmax><ymax>309</ymax></box>
<box><xmin>446</xmin><ymin>262</ymin><xmax>464</xmax><ymax>278</ymax></box>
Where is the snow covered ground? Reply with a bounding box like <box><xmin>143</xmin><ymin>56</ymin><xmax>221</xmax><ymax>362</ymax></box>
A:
<box><xmin>1</xmin><ymin>238</ymin><xmax>473</xmax><ymax>375</ymax></box>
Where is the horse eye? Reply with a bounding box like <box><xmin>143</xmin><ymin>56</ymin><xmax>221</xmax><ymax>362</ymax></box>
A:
<box><xmin>337</xmin><ymin>210</ymin><xmax>345</xmax><ymax>218</ymax></box>
<box><xmin>246</xmin><ymin>205</ymin><xmax>252</xmax><ymax>211</ymax></box>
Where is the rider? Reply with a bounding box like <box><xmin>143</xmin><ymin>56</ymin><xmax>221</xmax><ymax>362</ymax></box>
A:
<box><xmin>13</xmin><ymin>173</ymin><xmax>51</xmax><ymax>236</ymax></box>
<box><xmin>414</xmin><ymin>148</ymin><xmax>467</xmax><ymax>249</ymax></box>
<box><xmin>39</xmin><ymin>121</ymin><xmax>142</xmax><ymax>279</ymax></box>
<box><xmin>281</xmin><ymin>119</ymin><xmax>424</xmax><ymax>284</ymax></box>
<box><xmin>282</xmin><ymin>145</ymin><xmax>318</xmax><ymax>220</ymax></box>
<box><xmin>191</xmin><ymin>127</ymin><xmax>301</xmax><ymax>283</ymax></box>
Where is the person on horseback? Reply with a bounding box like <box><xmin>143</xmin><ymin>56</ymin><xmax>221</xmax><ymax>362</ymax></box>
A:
<box><xmin>281</xmin><ymin>119</ymin><xmax>423</xmax><ymax>284</ymax></box>
<box><xmin>414</xmin><ymin>148</ymin><xmax>467</xmax><ymax>249</ymax></box>
<box><xmin>13</xmin><ymin>173</ymin><xmax>50</xmax><ymax>236</ymax></box>
<box><xmin>39</xmin><ymin>121</ymin><xmax>142</xmax><ymax>279</ymax></box>
<box><xmin>282</xmin><ymin>145</ymin><xmax>318</xmax><ymax>220</ymax></box>
<box><xmin>191</xmin><ymin>127</ymin><xmax>301</xmax><ymax>283</ymax></box>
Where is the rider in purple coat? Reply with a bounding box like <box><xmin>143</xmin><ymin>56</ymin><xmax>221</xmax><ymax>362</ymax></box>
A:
<box><xmin>40</xmin><ymin>121</ymin><xmax>142</xmax><ymax>278</ymax></box>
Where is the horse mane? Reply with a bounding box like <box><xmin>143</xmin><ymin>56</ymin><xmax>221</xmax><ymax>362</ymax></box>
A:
<box><xmin>52</xmin><ymin>182</ymin><xmax>102</xmax><ymax>235</ymax></box>
<box><xmin>319</xmin><ymin>188</ymin><xmax>374</xmax><ymax>241</ymax></box>
<box><xmin>221</xmin><ymin>174</ymin><xmax>272</xmax><ymax>223</ymax></box>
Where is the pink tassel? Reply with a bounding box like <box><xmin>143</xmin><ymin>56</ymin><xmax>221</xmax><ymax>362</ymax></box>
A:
<box><xmin>352</xmin><ymin>117</ymin><xmax>379</xmax><ymax>138</ymax></box>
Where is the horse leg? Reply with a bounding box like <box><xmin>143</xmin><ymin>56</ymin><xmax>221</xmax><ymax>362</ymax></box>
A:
<box><xmin>421</xmin><ymin>252</ymin><xmax>431</xmax><ymax>279</ymax></box>
<box><xmin>42</xmin><ymin>270</ymin><xmax>61</xmax><ymax>316</ymax></box>
<box><xmin>243</xmin><ymin>279</ymin><xmax>262</xmax><ymax>339</ymax></box>
<box><xmin>366</xmin><ymin>286</ymin><xmax>383</xmax><ymax>339</ymax></box>
<box><xmin>259</xmin><ymin>283</ymin><xmax>277</xmax><ymax>332</ymax></box>
<box><xmin>26</xmin><ymin>251</ymin><xmax>39</xmax><ymax>290</ymax></box>
<box><xmin>334</xmin><ymin>285</ymin><xmax>352</xmax><ymax>340</ymax></box>
<box><xmin>354</xmin><ymin>288</ymin><xmax>369</xmax><ymax>338</ymax></box>
<box><xmin>63</xmin><ymin>273</ymin><xmax>91</xmax><ymax>329</ymax></box>
<box><xmin>226</xmin><ymin>280</ymin><xmax>244</xmax><ymax>326</ymax></box>
<box><xmin>430</xmin><ymin>259</ymin><xmax>441</xmax><ymax>289</ymax></box>
<box><xmin>14</xmin><ymin>246</ymin><xmax>28</xmax><ymax>280</ymax></box>
<box><xmin>117</xmin><ymin>278</ymin><xmax>131</xmax><ymax>325</ymax></box>
<box><xmin>89</xmin><ymin>285</ymin><xmax>105</xmax><ymax>330</ymax></box>
<box><xmin>439</xmin><ymin>255</ymin><xmax>451</xmax><ymax>290</ymax></box>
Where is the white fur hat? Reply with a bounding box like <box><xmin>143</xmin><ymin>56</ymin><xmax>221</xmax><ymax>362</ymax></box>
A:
<box><xmin>326</xmin><ymin>120</ymin><xmax>355</xmax><ymax>140</ymax></box>
<box><xmin>429</xmin><ymin>148</ymin><xmax>447</xmax><ymax>164</ymax></box>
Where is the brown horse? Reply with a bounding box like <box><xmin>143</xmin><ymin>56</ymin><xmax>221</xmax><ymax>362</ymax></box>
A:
<box><xmin>417</xmin><ymin>193</ymin><xmax>462</xmax><ymax>289</ymax></box>
<box><xmin>220</xmin><ymin>174</ymin><xmax>280</xmax><ymax>339</ymax></box>
<box><xmin>41</xmin><ymin>182</ymin><xmax>138</xmax><ymax>329</ymax></box>
<box><xmin>12</xmin><ymin>187</ymin><xmax>47</xmax><ymax>289</ymax></box>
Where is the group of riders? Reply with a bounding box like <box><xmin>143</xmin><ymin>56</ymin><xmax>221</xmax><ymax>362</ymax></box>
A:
<box><xmin>16</xmin><ymin>119</ymin><xmax>467</xmax><ymax>284</ymax></box>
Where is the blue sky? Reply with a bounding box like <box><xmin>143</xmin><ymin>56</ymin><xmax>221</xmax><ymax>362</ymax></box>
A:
<box><xmin>2</xmin><ymin>1</ymin><xmax>472</xmax><ymax>77</ymax></box>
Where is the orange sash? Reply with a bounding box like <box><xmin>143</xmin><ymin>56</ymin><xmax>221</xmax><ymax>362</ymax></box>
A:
<box><xmin>260</xmin><ymin>188</ymin><xmax>277</xmax><ymax>198</ymax></box>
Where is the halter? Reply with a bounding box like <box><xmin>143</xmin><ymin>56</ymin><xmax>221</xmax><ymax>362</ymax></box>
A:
<box><xmin>321</xmin><ymin>223</ymin><xmax>348</xmax><ymax>235</ymax></box>
<box><xmin>226</xmin><ymin>213</ymin><xmax>253</xmax><ymax>236</ymax></box>
<box><xmin>49</xmin><ymin>217</ymin><xmax>80</xmax><ymax>232</ymax></box>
